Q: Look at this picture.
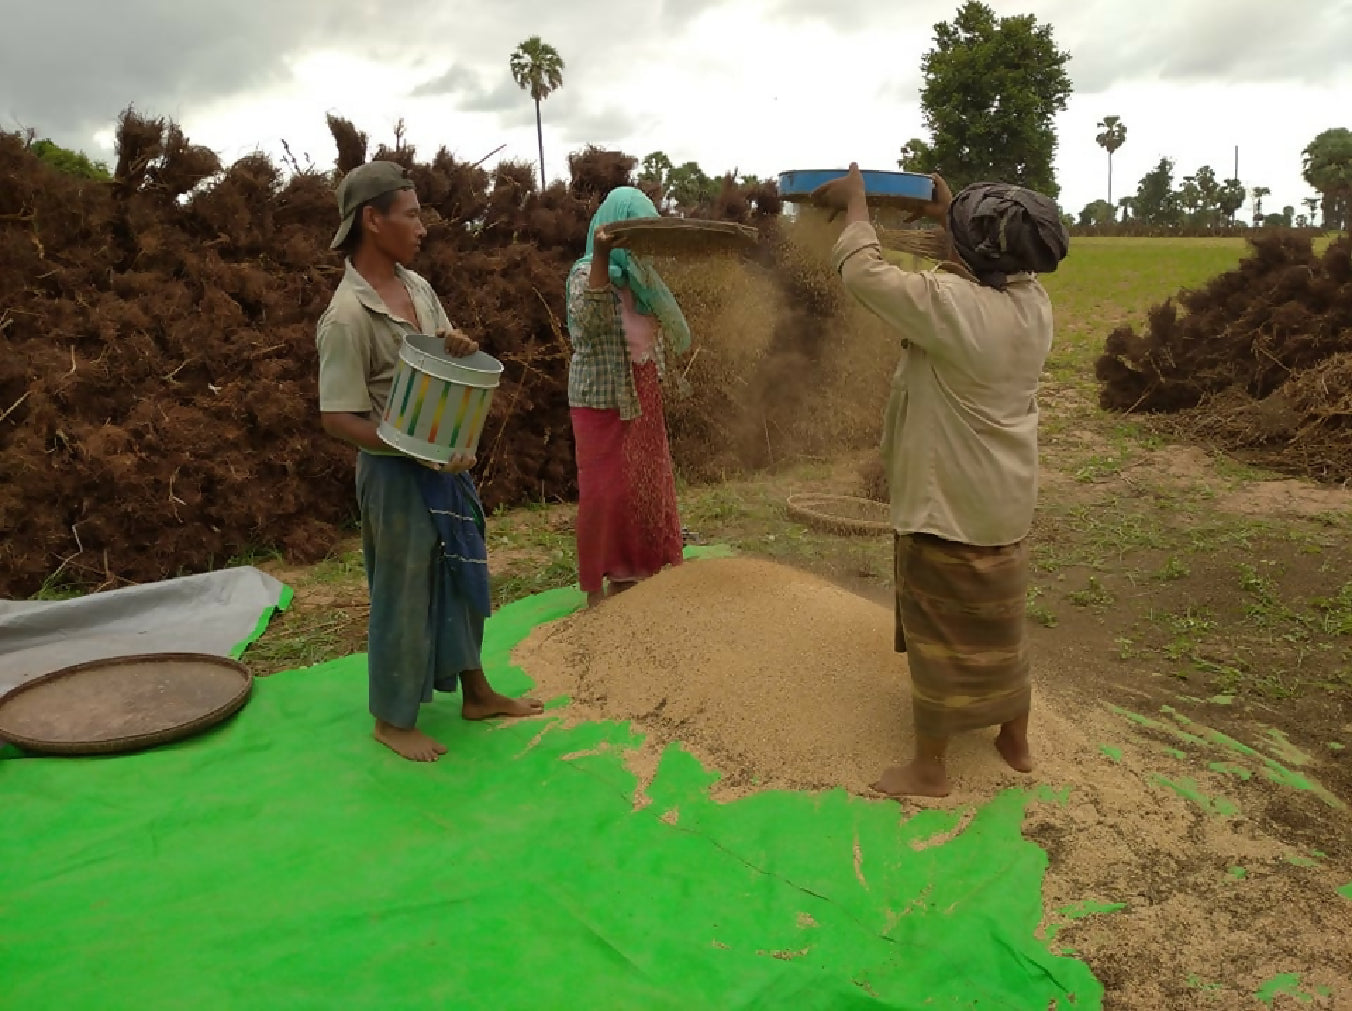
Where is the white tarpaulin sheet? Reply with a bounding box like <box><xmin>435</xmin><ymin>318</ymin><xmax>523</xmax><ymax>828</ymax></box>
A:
<box><xmin>0</xmin><ymin>566</ymin><xmax>291</xmax><ymax>695</ymax></box>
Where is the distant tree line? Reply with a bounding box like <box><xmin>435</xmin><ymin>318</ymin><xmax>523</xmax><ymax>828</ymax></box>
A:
<box><xmin>1073</xmin><ymin>126</ymin><xmax>1349</xmax><ymax>235</ymax></box>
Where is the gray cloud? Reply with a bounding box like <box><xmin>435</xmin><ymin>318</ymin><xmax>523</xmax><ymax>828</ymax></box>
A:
<box><xmin>765</xmin><ymin>0</ymin><xmax>1351</xmax><ymax>93</ymax></box>
<box><xmin>1056</xmin><ymin>0</ymin><xmax>1352</xmax><ymax>92</ymax></box>
<box><xmin>409</xmin><ymin>65</ymin><xmax>527</xmax><ymax>119</ymax></box>
<box><xmin>6</xmin><ymin>0</ymin><xmax>1345</xmax><ymax>166</ymax></box>
<box><xmin>0</xmin><ymin>0</ymin><xmax>403</xmax><ymax>149</ymax></box>
<box><xmin>409</xmin><ymin>65</ymin><xmax>483</xmax><ymax>99</ymax></box>
<box><xmin>461</xmin><ymin>79</ymin><xmax>529</xmax><ymax>116</ymax></box>
<box><xmin>0</xmin><ymin>0</ymin><xmax>721</xmax><ymax>154</ymax></box>
<box><xmin>557</xmin><ymin>106</ymin><xmax>644</xmax><ymax>146</ymax></box>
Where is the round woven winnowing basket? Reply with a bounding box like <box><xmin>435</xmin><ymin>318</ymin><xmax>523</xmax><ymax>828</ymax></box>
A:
<box><xmin>0</xmin><ymin>652</ymin><xmax>253</xmax><ymax>755</ymax></box>
<box><xmin>606</xmin><ymin>217</ymin><xmax>759</xmax><ymax>258</ymax></box>
<box><xmin>785</xmin><ymin>493</ymin><xmax>892</xmax><ymax>536</ymax></box>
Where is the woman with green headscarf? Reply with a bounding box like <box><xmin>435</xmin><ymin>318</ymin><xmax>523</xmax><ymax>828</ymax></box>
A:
<box><xmin>565</xmin><ymin>186</ymin><xmax>692</xmax><ymax>608</ymax></box>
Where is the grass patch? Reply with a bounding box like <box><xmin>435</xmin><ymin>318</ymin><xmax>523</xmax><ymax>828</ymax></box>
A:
<box><xmin>247</xmin><ymin>608</ymin><xmax>358</xmax><ymax>672</ymax></box>
<box><xmin>1039</xmin><ymin>237</ymin><xmax>1247</xmax><ymax>380</ymax></box>
<box><xmin>1153</xmin><ymin>557</ymin><xmax>1191</xmax><ymax>582</ymax></box>
<box><xmin>1027</xmin><ymin>586</ymin><xmax>1058</xmax><ymax>628</ymax></box>
<box><xmin>309</xmin><ymin>549</ymin><xmax>366</xmax><ymax>585</ymax></box>
<box><xmin>1068</xmin><ymin>576</ymin><xmax>1114</xmax><ymax>610</ymax></box>
<box><xmin>29</xmin><ymin>570</ymin><xmax>87</xmax><ymax>601</ymax></box>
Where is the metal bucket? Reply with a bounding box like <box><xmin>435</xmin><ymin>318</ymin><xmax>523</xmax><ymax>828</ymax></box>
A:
<box><xmin>377</xmin><ymin>333</ymin><xmax>503</xmax><ymax>464</ymax></box>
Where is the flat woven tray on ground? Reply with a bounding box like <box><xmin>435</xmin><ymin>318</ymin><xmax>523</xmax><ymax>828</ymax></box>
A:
<box><xmin>607</xmin><ymin>217</ymin><xmax>759</xmax><ymax>258</ymax></box>
<box><xmin>785</xmin><ymin>493</ymin><xmax>892</xmax><ymax>536</ymax></box>
<box><xmin>0</xmin><ymin>652</ymin><xmax>253</xmax><ymax>755</ymax></box>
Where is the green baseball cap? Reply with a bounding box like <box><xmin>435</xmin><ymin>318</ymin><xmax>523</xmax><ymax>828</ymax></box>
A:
<box><xmin>330</xmin><ymin>161</ymin><xmax>415</xmax><ymax>250</ymax></box>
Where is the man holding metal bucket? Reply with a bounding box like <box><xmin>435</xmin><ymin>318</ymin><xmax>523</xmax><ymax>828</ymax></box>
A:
<box><xmin>813</xmin><ymin>164</ymin><xmax>1069</xmax><ymax>799</ymax></box>
<box><xmin>316</xmin><ymin>161</ymin><xmax>543</xmax><ymax>763</ymax></box>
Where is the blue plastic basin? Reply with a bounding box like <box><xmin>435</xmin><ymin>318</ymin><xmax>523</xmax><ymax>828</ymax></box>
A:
<box><xmin>777</xmin><ymin>169</ymin><xmax>934</xmax><ymax>202</ymax></box>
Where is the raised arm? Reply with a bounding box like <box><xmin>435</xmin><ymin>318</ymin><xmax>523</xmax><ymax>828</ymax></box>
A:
<box><xmin>566</xmin><ymin>262</ymin><xmax>616</xmax><ymax>340</ymax></box>
<box><xmin>832</xmin><ymin>226</ymin><xmax>943</xmax><ymax>345</ymax></box>
<box><xmin>815</xmin><ymin>164</ymin><xmax>965</xmax><ymax>355</ymax></box>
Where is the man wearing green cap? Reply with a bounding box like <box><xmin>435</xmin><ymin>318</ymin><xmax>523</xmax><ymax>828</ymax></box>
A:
<box><xmin>316</xmin><ymin>160</ymin><xmax>543</xmax><ymax>763</ymax></box>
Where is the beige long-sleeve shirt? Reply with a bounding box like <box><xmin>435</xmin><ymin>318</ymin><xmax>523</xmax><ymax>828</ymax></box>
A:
<box><xmin>832</xmin><ymin>221</ymin><xmax>1053</xmax><ymax>546</ymax></box>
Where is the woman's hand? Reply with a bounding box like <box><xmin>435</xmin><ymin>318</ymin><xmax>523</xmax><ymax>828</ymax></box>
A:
<box><xmin>438</xmin><ymin>328</ymin><xmax>479</xmax><ymax>358</ymax></box>
<box><xmin>592</xmin><ymin>226</ymin><xmax>629</xmax><ymax>256</ymax></box>
<box><xmin>589</xmin><ymin>227</ymin><xmax>628</xmax><ymax>289</ymax></box>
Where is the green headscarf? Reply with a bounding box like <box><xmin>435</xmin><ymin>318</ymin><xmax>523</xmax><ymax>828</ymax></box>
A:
<box><xmin>571</xmin><ymin>186</ymin><xmax>693</xmax><ymax>355</ymax></box>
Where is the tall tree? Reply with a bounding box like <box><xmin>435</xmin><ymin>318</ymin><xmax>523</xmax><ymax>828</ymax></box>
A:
<box><xmin>509</xmin><ymin>36</ymin><xmax>565</xmax><ymax>189</ymax></box>
<box><xmin>26</xmin><ymin>135</ymin><xmax>111</xmax><ymax>181</ymax></box>
<box><xmin>1179</xmin><ymin>165</ymin><xmax>1221</xmax><ymax>229</ymax></box>
<box><xmin>1251</xmin><ymin>185</ymin><xmax>1271</xmax><ymax>225</ymax></box>
<box><xmin>1301</xmin><ymin>127</ymin><xmax>1352</xmax><ymax>231</ymax></box>
<box><xmin>1117</xmin><ymin>195</ymin><xmax>1135</xmax><ymax>220</ymax></box>
<box><xmin>666</xmin><ymin>161</ymin><xmax>718</xmax><ymax>213</ymax></box>
<box><xmin>1095</xmin><ymin>115</ymin><xmax>1127</xmax><ymax>204</ymax></box>
<box><xmin>1282</xmin><ymin>205</ymin><xmax>1295</xmax><ymax>227</ymax></box>
<box><xmin>1079</xmin><ymin>200</ymin><xmax>1116</xmax><ymax>228</ymax></box>
<box><xmin>639</xmin><ymin>151</ymin><xmax>673</xmax><ymax>192</ymax></box>
<box><xmin>1302</xmin><ymin>195</ymin><xmax>1322</xmax><ymax>224</ymax></box>
<box><xmin>1133</xmin><ymin>157</ymin><xmax>1180</xmax><ymax>227</ymax></box>
<box><xmin>897</xmin><ymin>1</ymin><xmax>1072</xmax><ymax>196</ymax></box>
<box><xmin>897</xmin><ymin>138</ymin><xmax>934</xmax><ymax>172</ymax></box>
<box><xmin>1217</xmin><ymin>177</ymin><xmax>1246</xmax><ymax>226</ymax></box>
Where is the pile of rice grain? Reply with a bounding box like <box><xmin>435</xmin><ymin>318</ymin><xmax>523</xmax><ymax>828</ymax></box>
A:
<box><xmin>514</xmin><ymin>556</ymin><xmax>1077</xmax><ymax>799</ymax></box>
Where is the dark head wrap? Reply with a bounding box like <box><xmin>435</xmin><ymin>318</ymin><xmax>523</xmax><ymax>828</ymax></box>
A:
<box><xmin>946</xmin><ymin>183</ymin><xmax>1070</xmax><ymax>291</ymax></box>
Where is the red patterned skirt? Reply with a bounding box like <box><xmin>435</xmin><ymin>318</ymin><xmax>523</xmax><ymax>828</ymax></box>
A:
<box><xmin>570</xmin><ymin>361</ymin><xmax>683</xmax><ymax>594</ymax></box>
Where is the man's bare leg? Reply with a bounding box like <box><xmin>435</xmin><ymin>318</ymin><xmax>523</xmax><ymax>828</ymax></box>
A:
<box><xmin>873</xmin><ymin>734</ymin><xmax>950</xmax><ymax>798</ymax></box>
<box><xmin>373</xmin><ymin>719</ymin><xmax>446</xmax><ymax>762</ymax></box>
<box><xmin>460</xmin><ymin>668</ymin><xmax>545</xmax><ymax>721</ymax></box>
<box><xmin>995</xmin><ymin>710</ymin><xmax>1034</xmax><ymax>773</ymax></box>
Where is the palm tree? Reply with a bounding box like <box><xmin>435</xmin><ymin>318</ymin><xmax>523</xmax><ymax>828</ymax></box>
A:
<box><xmin>1251</xmin><ymin>185</ymin><xmax>1270</xmax><ymax>225</ymax></box>
<box><xmin>1095</xmin><ymin>115</ymin><xmax>1128</xmax><ymax>205</ymax></box>
<box><xmin>509</xmin><ymin>37</ymin><xmax>565</xmax><ymax>189</ymax></box>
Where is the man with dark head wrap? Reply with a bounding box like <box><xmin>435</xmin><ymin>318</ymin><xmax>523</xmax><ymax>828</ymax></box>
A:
<box><xmin>946</xmin><ymin>182</ymin><xmax>1070</xmax><ymax>291</ymax></box>
<box><xmin>812</xmin><ymin>164</ymin><xmax>1069</xmax><ymax>799</ymax></box>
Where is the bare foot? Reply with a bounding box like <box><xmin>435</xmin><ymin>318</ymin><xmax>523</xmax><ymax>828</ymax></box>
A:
<box><xmin>872</xmin><ymin>761</ymin><xmax>950</xmax><ymax>799</ymax></box>
<box><xmin>373</xmin><ymin>720</ymin><xmax>445</xmax><ymax>762</ymax></box>
<box><xmin>459</xmin><ymin>668</ymin><xmax>545</xmax><ymax>720</ymax></box>
<box><xmin>995</xmin><ymin>728</ymin><xmax>1034</xmax><ymax>773</ymax></box>
<box><xmin>462</xmin><ymin>693</ymin><xmax>545</xmax><ymax>721</ymax></box>
<box><xmin>586</xmin><ymin>590</ymin><xmax>604</xmax><ymax>608</ymax></box>
<box><xmin>608</xmin><ymin>579</ymin><xmax>637</xmax><ymax>595</ymax></box>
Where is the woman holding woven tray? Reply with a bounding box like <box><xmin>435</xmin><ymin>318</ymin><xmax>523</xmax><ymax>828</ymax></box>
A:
<box><xmin>565</xmin><ymin>187</ymin><xmax>689</xmax><ymax>608</ymax></box>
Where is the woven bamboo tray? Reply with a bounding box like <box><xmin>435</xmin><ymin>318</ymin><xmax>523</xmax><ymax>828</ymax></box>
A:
<box><xmin>877</xmin><ymin>227</ymin><xmax>951</xmax><ymax>260</ymax></box>
<box><xmin>785</xmin><ymin>493</ymin><xmax>892</xmax><ymax>536</ymax></box>
<box><xmin>607</xmin><ymin>217</ymin><xmax>759</xmax><ymax>258</ymax></box>
<box><xmin>0</xmin><ymin>652</ymin><xmax>253</xmax><ymax>755</ymax></box>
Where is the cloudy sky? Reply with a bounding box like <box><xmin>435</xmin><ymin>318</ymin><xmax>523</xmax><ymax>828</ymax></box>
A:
<box><xmin>2</xmin><ymin>0</ymin><xmax>1348</xmax><ymax>219</ymax></box>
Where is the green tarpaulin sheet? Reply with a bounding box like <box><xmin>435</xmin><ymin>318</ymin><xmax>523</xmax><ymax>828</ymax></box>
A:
<box><xmin>1</xmin><ymin>571</ymin><xmax>1102</xmax><ymax>1009</ymax></box>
